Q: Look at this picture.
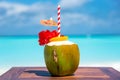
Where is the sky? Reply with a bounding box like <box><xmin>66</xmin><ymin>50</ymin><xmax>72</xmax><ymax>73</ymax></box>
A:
<box><xmin>0</xmin><ymin>0</ymin><xmax>120</xmax><ymax>35</ymax></box>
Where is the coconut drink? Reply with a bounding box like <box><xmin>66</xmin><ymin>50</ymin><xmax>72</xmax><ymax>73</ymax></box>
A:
<box><xmin>38</xmin><ymin>32</ymin><xmax>80</xmax><ymax>76</ymax></box>
<box><xmin>44</xmin><ymin>38</ymin><xmax>80</xmax><ymax>76</ymax></box>
<box><xmin>38</xmin><ymin>5</ymin><xmax>80</xmax><ymax>76</ymax></box>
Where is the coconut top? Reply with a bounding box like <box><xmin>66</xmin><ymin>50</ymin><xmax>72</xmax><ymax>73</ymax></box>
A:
<box><xmin>47</xmin><ymin>40</ymin><xmax>75</xmax><ymax>46</ymax></box>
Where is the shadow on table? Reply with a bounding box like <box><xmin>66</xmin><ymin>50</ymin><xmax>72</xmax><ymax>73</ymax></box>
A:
<box><xmin>25</xmin><ymin>70</ymin><xmax>51</xmax><ymax>77</ymax></box>
<box><xmin>24</xmin><ymin>70</ymin><xmax>74</xmax><ymax>77</ymax></box>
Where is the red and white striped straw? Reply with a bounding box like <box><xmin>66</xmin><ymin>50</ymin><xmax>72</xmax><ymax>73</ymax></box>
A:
<box><xmin>57</xmin><ymin>5</ymin><xmax>61</xmax><ymax>37</ymax></box>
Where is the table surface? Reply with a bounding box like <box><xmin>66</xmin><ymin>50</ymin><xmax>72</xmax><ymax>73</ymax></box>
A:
<box><xmin>0</xmin><ymin>67</ymin><xmax>120</xmax><ymax>80</ymax></box>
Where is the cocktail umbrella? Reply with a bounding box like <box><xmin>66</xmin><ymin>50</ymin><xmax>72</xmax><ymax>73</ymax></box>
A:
<box><xmin>40</xmin><ymin>18</ymin><xmax>57</xmax><ymax>27</ymax></box>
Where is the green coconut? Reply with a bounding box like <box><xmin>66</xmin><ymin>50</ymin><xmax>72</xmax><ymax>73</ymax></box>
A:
<box><xmin>44</xmin><ymin>42</ymin><xmax>80</xmax><ymax>76</ymax></box>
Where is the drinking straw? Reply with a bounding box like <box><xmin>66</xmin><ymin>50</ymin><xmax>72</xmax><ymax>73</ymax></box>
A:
<box><xmin>57</xmin><ymin>5</ymin><xmax>61</xmax><ymax>37</ymax></box>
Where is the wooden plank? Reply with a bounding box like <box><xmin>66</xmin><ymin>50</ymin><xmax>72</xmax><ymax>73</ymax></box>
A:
<box><xmin>0</xmin><ymin>67</ymin><xmax>25</xmax><ymax>80</ymax></box>
<box><xmin>100</xmin><ymin>67</ymin><xmax>120</xmax><ymax>80</ymax></box>
<box><xmin>0</xmin><ymin>67</ymin><xmax>120</xmax><ymax>80</ymax></box>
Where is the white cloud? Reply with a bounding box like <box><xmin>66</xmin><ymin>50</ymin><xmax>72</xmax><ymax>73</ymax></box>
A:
<box><xmin>0</xmin><ymin>1</ymin><xmax>56</xmax><ymax>16</ymax></box>
<box><xmin>0</xmin><ymin>1</ymin><xmax>111</xmax><ymax>35</ymax></box>
<box><xmin>0</xmin><ymin>1</ymin><xmax>107</xmax><ymax>28</ymax></box>
<box><xmin>0</xmin><ymin>2</ymin><xmax>29</xmax><ymax>15</ymax></box>
<box><xmin>0</xmin><ymin>1</ymin><xmax>56</xmax><ymax>27</ymax></box>
<box><xmin>0</xmin><ymin>1</ymin><xmax>119</xmax><ymax>35</ymax></box>
<box><xmin>62</xmin><ymin>13</ymin><xmax>107</xmax><ymax>27</ymax></box>
<box><xmin>60</xmin><ymin>0</ymin><xmax>91</xmax><ymax>8</ymax></box>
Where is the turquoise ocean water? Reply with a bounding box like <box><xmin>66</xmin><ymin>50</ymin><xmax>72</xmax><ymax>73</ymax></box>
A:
<box><xmin>0</xmin><ymin>35</ymin><xmax>120</xmax><ymax>75</ymax></box>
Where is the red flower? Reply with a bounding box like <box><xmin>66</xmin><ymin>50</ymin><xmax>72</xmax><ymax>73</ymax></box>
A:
<box><xmin>38</xmin><ymin>30</ymin><xmax>59</xmax><ymax>46</ymax></box>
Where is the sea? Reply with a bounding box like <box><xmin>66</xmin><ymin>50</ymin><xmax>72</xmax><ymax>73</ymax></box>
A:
<box><xmin>0</xmin><ymin>35</ymin><xmax>120</xmax><ymax>75</ymax></box>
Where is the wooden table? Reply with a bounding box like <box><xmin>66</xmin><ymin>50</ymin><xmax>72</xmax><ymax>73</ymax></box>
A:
<box><xmin>0</xmin><ymin>67</ymin><xmax>120</xmax><ymax>80</ymax></box>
